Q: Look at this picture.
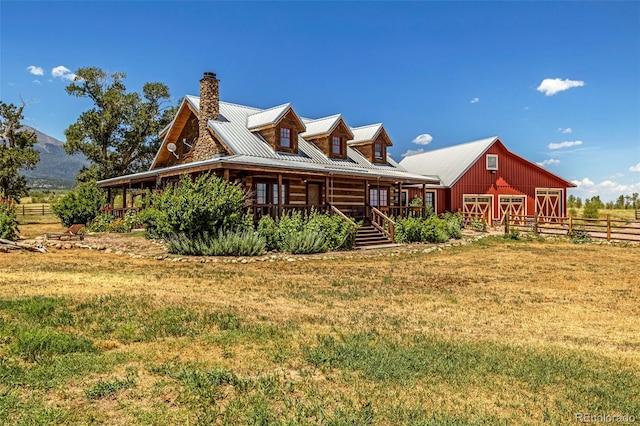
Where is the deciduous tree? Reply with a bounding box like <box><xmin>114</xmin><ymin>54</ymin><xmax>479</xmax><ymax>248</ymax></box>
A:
<box><xmin>64</xmin><ymin>67</ymin><xmax>176</xmax><ymax>182</ymax></box>
<box><xmin>0</xmin><ymin>101</ymin><xmax>39</xmax><ymax>201</ymax></box>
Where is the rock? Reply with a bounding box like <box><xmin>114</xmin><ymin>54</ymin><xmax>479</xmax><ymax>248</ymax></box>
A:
<box><xmin>105</xmin><ymin>248</ymin><xmax>113</xmax><ymax>253</ymax></box>
<box><xmin>241</xmin><ymin>259</ymin><xmax>248</xmax><ymax>264</ymax></box>
<box><xmin>62</xmin><ymin>243</ymin><xmax>73</xmax><ymax>250</ymax></box>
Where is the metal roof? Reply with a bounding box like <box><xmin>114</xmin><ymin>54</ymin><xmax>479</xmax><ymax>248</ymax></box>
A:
<box><xmin>98</xmin><ymin>96</ymin><xmax>439</xmax><ymax>187</ymax></box>
<box><xmin>300</xmin><ymin>114</ymin><xmax>342</xmax><ymax>138</ymax></box>
<box><xmin>349</xmin><ymin>123</ymin><xmax>383</xmax><ymax>144</ymax></box>
<box><xmin>399</xmin><ymin>136</ymin><xmax>498</xmax><ymax>186</ymax></box>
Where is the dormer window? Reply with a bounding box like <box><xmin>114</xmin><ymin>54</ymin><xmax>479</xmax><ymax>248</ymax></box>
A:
<box><xmin>374</xmin><ymin>141</ymin><xmax>383</xmax><ymax>160</ymax></box>
<box><xmin>486</xmin><ymin>154</ymin><xmax>498</xmax><ymax>170</ymax></box>
<box><xmin>280</xmin><ymin>127</ymin><xmax>292</xmax><ymax>149</ymax></box>
<box><xmin>332</xmin><ymin>136</ymin><xmax>342</xmax><ymax>155</ymax></box>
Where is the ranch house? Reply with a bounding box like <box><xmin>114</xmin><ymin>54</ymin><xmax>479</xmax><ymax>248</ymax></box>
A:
<box><xmin>399</xmin><ymin>136</ymin><xmax>576</xmax><ymax>224</ymax></box>
<box><xmin>96</xmin><ymin>72</ymin><xmax>438</xmax><ymax>244</ymax></box>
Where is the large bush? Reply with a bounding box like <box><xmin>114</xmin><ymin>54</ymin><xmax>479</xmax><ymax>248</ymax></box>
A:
<box><xmin>394</xmin><ymin>213</ymin><xmax>462</xmax><ymax>244</ymax></box>
<box><xmin>0</xmin><ymin>197</ymin><xmax>19</xmax><ymax>240</ymax></box>
<box><xmin>167</xmin><ymin>230</ymin><xmax>266</xmax><ymax>256</ymax></box>
<box><xmin>52</xmin><ymin>183</ymin><xmax>106</xmax><ymax>227</ymax></box>
<box><xmin>140</xmin><ymin>174</ymin><xmax>248</xmax><ymax>239</ymax></box>
<box><xmin>257</xmin><ymin>210</ymin><xmax>357</xmax><ymax>254</ymax></box>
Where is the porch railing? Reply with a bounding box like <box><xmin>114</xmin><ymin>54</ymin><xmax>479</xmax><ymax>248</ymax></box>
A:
<box><xmin>370</xmin><ymin>205</ymin><xmax>395</xmax><ymax>241</ymax></box>
<box><xmin>386</xmin><ymin>206</ymin><xmax>429</xmax><ymax>219</ymax></box>
<box><xmin>330</xmin><ymin>204</ymin><xmax>357</xmax><ymax>227</ymax></box>
<box><xmin>247</xmin><ymin>204</ymin><xmax>330</xmax><ymax>220</ymax></box>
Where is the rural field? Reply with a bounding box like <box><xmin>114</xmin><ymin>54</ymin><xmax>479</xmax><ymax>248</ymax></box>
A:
<box><xmin>0</xmin><ymin>227</ymin><xmax>639</xmax><ymax>425</ymax></box>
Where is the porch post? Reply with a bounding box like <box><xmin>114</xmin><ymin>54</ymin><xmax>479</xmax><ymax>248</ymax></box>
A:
<box><xmin>398</xmin><ymin>182</ymin><xmax>403</xmax><ymax>217</ymax></box>
<box><xmin>325</xmin><ymin>175</ymin><xmax>330</xmax><ymax>207</ymax></box>
<box><xmin>223</xmin><ymin>169</ymin><xmax>230</xmax><ymax>182</ymax></box>
<box><xmin>422</xmin><ymin>183</ymin><xmax>426</xmax><ymax>218</ymax></box>
<box><xmin>107</xmin><ymin>188</ymin><xmax>112</xmax><ymax>207</ymax></box>
<box><xmin>121</xmin><ymin>184</ymin><xmax>127</xmax><ymax>210</ymax></box>
<box><xmin>364</xmin><ymin>179</ymin><xmax>369</xmax><ymax>218</ymax></box>
<box><xmin>277</xmin><ymin>173</ymin><xmax>283</xmax><ymax>218</ymax></box>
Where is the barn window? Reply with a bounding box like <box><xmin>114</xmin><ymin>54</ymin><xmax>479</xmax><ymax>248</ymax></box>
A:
<box><xmin>424</xmin><ymin>191</ymin><xmax>436</xmax><ymax>211</ymax></box>
<box><xmin>486</xmin><ymin>154</ymin><xmax>498</xmax><ymax>170</ymax></box>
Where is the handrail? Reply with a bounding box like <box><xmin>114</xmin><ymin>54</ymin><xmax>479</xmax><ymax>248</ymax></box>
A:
<box><xmin>370</xmin><ymin>205</ymin><xmax>395</xmax><ymax>241</ymax></box>
<box><xmin>330</xmin><ymin>204</ymin><xmax>357</xmax><ymax>226</ymax></box>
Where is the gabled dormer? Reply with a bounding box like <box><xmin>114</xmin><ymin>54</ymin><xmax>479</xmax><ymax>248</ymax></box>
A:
<box><xmin>348</xmin><ymin>123</ymin><xmax>393</xmax><ymax>164</ymax></box>
<box><xmin>300</xmin><ymin>114</ymin><xmax>354</xmax><ymax>160</ymax></box>
<box><xmin>247</xmin><ymin>103</ymin><xmax>306</xmax><ymax>154</ymax></box>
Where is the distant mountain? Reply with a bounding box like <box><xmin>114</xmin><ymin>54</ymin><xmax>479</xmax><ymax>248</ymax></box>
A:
<box><xmin>21</xmin><ymin>126</ymin><xmax>89</xmax><ymax>189</ymax></box>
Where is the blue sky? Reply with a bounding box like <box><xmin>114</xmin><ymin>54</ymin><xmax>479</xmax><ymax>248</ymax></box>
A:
<box><xmin>1</xmin><ymin>1</ymin><xmax>639</xmax><ymax>201</ymax></box>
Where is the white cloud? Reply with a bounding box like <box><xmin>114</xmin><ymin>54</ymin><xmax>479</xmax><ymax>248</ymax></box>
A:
<box><xmin>557</xmin><ymin>127</ymin><xmax>572</xmax><ymax>134</ymax></box>
<box><xmin>51</xmin><ymin>65</ymin><xmax>77</xmax><ymax>81</ymax></box>
<box><xmin>548</xmin><ymin>140</ymin><xmax>583</xmax><ymax>150</ymax></box>
<box><xmin>32</xmin><ymin>79</ymin><xmax>42</xmax><ymax>85</ymax></box>
<box><xmin>536</xmin><ymin>159</ymin><xmax>560</xmax><ymax>167</ymax></box>
<box><xmin>523</xmin><ymin>106</ymin><xmax>529</xmax><ymax>110</ymax></box>
<box><xmin>402</xmin><ymin>148</ymin><xmax>425</xmax><ymax>157</ymax></box>
<box><xmin>412</xmin><ymin>134</ymin><xmax>433</xmax><ymax>145</ymax></box>
<box><xmin>536</xmin><ymin>78</ymin><xmax>585</xmax><ymax>96</ymax></box>
<box><xmin>571</xmin><ymin>177</ymin><xmax>594</xmax><ymax>188</ymax></box>
<box><xmin>27</xmin><ymin>65</ymin><xmax>44</xmax><ymax>76</ymax></box>
<box><xmin>470</xmin><ymin>97</ymin><xmax>479</xmax><ymax>104</ymax></box>
<box><xmin>630</xmin><ymin>163</ymin><xmax>640</xmax><ymax>172</ymax></box>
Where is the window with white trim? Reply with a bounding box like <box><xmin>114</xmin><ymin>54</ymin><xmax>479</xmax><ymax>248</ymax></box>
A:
<box><xmin>486</xmin><ymin>154</ymin><xmax>498</xmax><ymax>170</ymax></box>
<box><xmin>374</xmin><ymin>142</ymin><xmax>383</xmax><ymax>160</ymax></box>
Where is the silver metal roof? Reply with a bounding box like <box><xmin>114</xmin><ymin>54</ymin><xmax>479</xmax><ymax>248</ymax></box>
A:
<box><xmin>399</xmin><ymin>136</ymin><xmax>498</xmax><ymax>186</ymax></box>
<box><xmin>98</xmin><ymin>96</ymin><xmax>439</xmax><ymax>186</ymax></box>
<box><xmin>349</xmin><ymin>123</ymin><xmax>383</xmax><ymax>144</ymax></box>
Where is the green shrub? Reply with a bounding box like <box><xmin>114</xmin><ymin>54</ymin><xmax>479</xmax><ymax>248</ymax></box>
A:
<box><xmin>280</xmin><ymin>228</ymin><xmax>326</xmax><ymax>254</ymax></box>
<box><xmin>52</xmin><ymin>183</ymin><xmax>106</xmax><ymax>227</ymax></box>
<box><xmin>141</xmin><ymin>174</ymin><xmax>247</xmax><ymax>239</ymax></box>
<box><xmin>105</xmin><ymin>219</ymin><xmax>131</xmax><ymax>233</ymax></box>
<box><xmin>123</xmin><ymin>209</ymin><xmax>143</xmax><ymax>230</ymax></box>
<box><xmin>0</xmin><ymin>197</ymin><xmax>19</xmax><ymax>240</ymax></box>
<box><xmin>468</xmin><ymin>217</ymin><xmax>488</xmax><ymax>232</ymax></box>
<box><xmin>582</xmin><ymin>200</ymin><xmax>600</xmax><ymax>219</ymax></box>
<box><xmin>257</xmin><ymin>215</ymin><xmax>278</xmax><ymax>251</ymax></box>
<box><xmin>167</xmin><ymin>229</ymin><xmax>266</xmax><ymax>256</ymax></box>
<box><xmin>88</xmin><ymin>213</ymin><xmax>113</xmax><ymax>232</ymax></box>
<box><xmin>441</xmin><ymin>212</ymin><xmax>463</xmax><ymax>239</ymax></box>
<box><xmin>306</xmin><ymin>210</ymin><xmax>358</xmax><ymax>251</ymax></box>
<box><xmin>394</xmin><ymin>216</ymin><xmax>424</xmax><ymax>243</ymax></box>
<box><xmin>421</xmin><ymin>215</ymin><xmax>450</xmax><ymax>243</ymax></box>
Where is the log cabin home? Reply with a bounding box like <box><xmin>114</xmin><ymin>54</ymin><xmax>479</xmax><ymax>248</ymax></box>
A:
<box><xmin>399</xmin><ymin>136</ymin><xmax>576</xmax><ymax>225</ymax></box>
<box><xmin>96</xmin><ymin>72</ymin><xmax>439</xmax><ymax>244</ymax></box>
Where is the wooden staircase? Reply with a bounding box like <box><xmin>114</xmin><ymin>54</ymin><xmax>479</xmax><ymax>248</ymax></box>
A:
<box><xmin>355</xmin><ymin>223</ymin><xmax>393</xmax><ymax>248</ymax></box>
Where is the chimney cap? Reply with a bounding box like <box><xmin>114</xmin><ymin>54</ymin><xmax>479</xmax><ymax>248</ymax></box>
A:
<box><xmin>202</xmin><ymin>71</ymin><xmax>217</xmax><ymax>79</ymax></box>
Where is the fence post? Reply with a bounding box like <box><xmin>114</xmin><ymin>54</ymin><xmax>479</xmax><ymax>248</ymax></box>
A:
<box><xmin>607</xmin><ymin>215</ymin><xmax>611</xmax><ymax>241</ymax></box>
<box><xmin>504</xmin><ymin>213</ymin><xmax>509</xmax><ymax>235</ymax></box>
<box><xmin>569</xmin><ymin>216</ymin><xmax>573</xmax><ymax>235</ymax></box>
<box><xmin>42</xmin><ymin>204</ymin><xmax>45</xmax><ymax>216</ymax></box>
<box><xmin>534</xmin><ymin>213</ymin><xmax>539</xmax><ymax>236</ymax></box>
<box><xmin>23</xmin><ymin>205</ymin><xmax>25</xmax><ymax>216</ymax></box>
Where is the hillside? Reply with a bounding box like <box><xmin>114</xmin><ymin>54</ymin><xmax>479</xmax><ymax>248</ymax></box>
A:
<box><xmin>20</xmin><ymin>126</ymin><xmax>89</xmax><ymax>188</ymax></box>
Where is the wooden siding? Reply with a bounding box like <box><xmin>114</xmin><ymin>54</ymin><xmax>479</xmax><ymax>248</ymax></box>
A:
<box><xmin>305</xmin><ymin>121</ymin><xmax>351</xmax><ymax>160</ymax></box>
<box><xmin>351</xmin><ymin>132</ymin><xmax>391</xmax><ymax>164</ymax></box>
<box><xmin>450</xmin><ymin>141</ymin><xmax>569</xmax><ymax>218</ymax></box>
<box><xmin>257</xmin><ymin>110</ymin><xmax>304</xmax><ymax>153</ymax></box>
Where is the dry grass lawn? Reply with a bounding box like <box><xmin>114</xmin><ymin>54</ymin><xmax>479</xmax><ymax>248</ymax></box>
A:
<box><xmin>0</xmin><ymin>231</ymin><xmax>638</xmax><ymax>424</ymax></box>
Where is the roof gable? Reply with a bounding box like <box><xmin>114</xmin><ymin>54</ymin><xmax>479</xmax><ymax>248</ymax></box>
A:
<box><xmin>301</xmin><ymin>114</ymin><xmax>355</xmax><ymax>140</ymax></box>
<box><xmin>246</xmin><ymin>103</ymin><xmax>306</xmax><ymax>132</ymax></box>
<box><xmin>348</xmin><ymin>123</ymin><xmax>392</xmax><ymax>146</ymax></box>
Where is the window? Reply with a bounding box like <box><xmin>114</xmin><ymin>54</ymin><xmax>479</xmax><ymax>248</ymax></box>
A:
<box><xmin>256</xmin><ymin>182</ymin><xmax>287</xmax><ymax>205</ymax></box>
<box><xmin>369</xmin><ymin>188</ymin><xmax>388</xmax><ymax>208</ymax></box>
<box><xmin>425</xmin><ymin>191</ymin><xmax>435</xmax><ymax>209</ymax></box>
<box><xmin>374</xmin><ymin>142</ymin><xmax>383</xmax><ymax>160</ymax></box>
<box><xmin>256</xmin><ymin>183</ymin><xmax>268</xmax><ymax>205</ymax></box>
<box><xmin>332</xmin><ymin>136</ymin><xmax>342</xmax><ymax>155</ymax></box>
<box><xmin>280</xmin><ymin>127</ymin><xmax>291</xmax><ymax>148</ymax></box>
<box><xmin>486</xmin><ymin>154</ymin><xmax>498</xmax><ymax>170</ymax></box>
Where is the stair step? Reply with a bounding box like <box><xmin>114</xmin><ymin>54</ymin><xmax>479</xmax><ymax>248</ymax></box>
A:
<box><xmin>355</xmin><ymin>224</ymin><xmax>393</xmax><ymax>248</ymax></box>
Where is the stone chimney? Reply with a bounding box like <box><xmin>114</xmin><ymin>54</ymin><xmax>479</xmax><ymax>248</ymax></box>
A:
<box><xmin>192</xmin><ymin>71</ymin><xmax>225</xmax><ymax>160</ymax></box>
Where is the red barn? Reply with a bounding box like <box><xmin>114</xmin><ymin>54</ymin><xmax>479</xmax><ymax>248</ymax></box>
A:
<box><xmin>399</xmin><ymin>136</ymin><xmax>576</xmax><ymax>224</ymax></box>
